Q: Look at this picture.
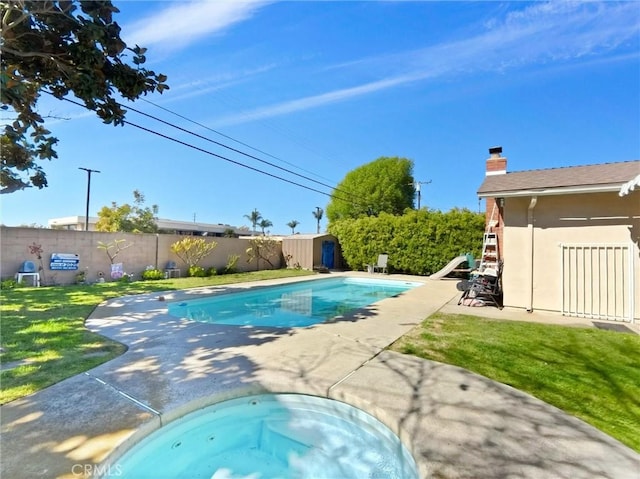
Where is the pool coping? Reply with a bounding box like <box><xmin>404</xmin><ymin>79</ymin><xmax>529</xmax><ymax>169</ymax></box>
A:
<box><xmin>1</xmin><ymin>272</ymin><xmax>639</xmax><ymax>478</ymax></box>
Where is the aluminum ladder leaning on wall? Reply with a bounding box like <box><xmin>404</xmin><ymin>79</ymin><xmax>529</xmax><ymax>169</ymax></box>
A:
<box><xmin>479</xmin><ymin>202</ymin><xmax>499</xmax><ymax>272</ymax></box>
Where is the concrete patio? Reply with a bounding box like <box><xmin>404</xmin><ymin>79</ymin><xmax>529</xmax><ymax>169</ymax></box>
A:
<box><xmin>1</xmin><ymin>272</ymin><xmax>638</xmax><ymax>478</ymax></box>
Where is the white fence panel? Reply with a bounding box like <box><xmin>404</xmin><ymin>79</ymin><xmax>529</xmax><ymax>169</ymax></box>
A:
<box><xmin>561</xmin><ymin>243</ymin><xmax>634</xmax><ymax>322</ymax></box>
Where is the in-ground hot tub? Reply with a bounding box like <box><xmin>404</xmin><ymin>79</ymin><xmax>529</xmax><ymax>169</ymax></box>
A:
<box><xmin>102</xmin><ymin>393</ymin><xmax>419</xmax><ymax>479</ymax></box>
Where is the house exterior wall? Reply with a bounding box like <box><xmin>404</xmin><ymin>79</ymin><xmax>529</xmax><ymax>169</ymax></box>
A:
<box><xmin>502</xmin><ymin>193</ymin><xmax>639</xmax><ymax>320</ymax></box>
<box><xmin>1</xmin><ymin>227</ymin><xmax>282</xmax><ymax>285</ymax></box>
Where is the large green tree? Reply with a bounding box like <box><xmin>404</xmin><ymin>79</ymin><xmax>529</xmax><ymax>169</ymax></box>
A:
<box><xmin>1</xmin><ymin>0</ymin><xmax>169</xmax><ymax>194</ymax></box>
<box><xmin>326</xmin><ymin>156</ymin><xmax>415</xmax><ymax>223</ymax></box>
<box><xmin>95</xmin><ymin>190</ymin><xmax>158</xmax><ymax>233</ymax></box>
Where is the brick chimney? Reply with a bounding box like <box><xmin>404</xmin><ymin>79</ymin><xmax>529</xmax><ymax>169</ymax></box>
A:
<box><xmin>486</xmin><ymin>146</ymin><xmax>507</xmax><ymax>176</ymax></box>
<box><xmin>484</xmin><ymin>146</ymin><xmax>506</xmax><ymax>260</ymax></box>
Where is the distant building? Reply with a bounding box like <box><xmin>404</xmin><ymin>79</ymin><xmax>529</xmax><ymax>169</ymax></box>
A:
<box><xmin>48</xmin><ymin>216</ymin><xmax>252</xmax><ymax>237</ymax></box>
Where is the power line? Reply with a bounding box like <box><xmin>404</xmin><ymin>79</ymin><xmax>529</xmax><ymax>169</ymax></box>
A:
<box><xmin>51</xmin><ymin>92</ymin><xmax>370</xmax><ymax>208</ymax></box>
<box><xmin>140</xmin><ymin>97</ymin><xmax>338</xmax><ymax>185</ymax></box>
<box><xmin>123</xmin><ymin>120</ymin><xmax>351</xmax><ymax>201</ymax></box>
<box><xmin>124</xmin><ymin>102</ymin><xmax>358</xmax><ymax>200</ymax></box>
<box><xmin>196</xmin><ymin>88</ymin><xmax>346</xmax><ymax>180</ymax></box>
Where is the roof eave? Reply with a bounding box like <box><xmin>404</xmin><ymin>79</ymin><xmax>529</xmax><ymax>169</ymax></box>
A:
<box><xmin>477</xmin><ymin>184</ymin><xmax>623</xmax><ymax>198</ymax></box>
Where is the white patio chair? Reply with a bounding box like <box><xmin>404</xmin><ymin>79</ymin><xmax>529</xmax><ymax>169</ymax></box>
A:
<box><xmin>373</xmin><ymin>254</ymin><xmax>388</xmax><ymax>274</ymax></box>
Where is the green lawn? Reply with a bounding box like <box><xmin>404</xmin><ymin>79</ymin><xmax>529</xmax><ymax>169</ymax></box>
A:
<box><xmin>4</xmin><ymin>276</ymin><xmax>639</xmax><ymax>453</ymax></box>
<box><xmin>389</xmin><ymin>312</ymin><xmax>640</xmax><ymax>452</ymax></box>
<box><xmin>0</xmin><ymin>269</ymin><xmax>315</xmax><ymax>404</ymax></box>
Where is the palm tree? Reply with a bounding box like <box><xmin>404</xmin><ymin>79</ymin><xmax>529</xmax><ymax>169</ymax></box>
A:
<box><xmin>286</xmin><ymin>220</ymin><xmax>299</xmax><ymax>235</ymax></box>
<box><xmin>312</xmin><ymin>207</ymin><xmax>323</xmax><ymax>234</ymax></box>
<box><xmin>243</xmin><ymin>208</ymin><xmax>262</xmax><ymax>235</ymax></box>
<box><xmin>258</xmin><ymin>218</ymin><xmax>273</xmax><ymax>235</ymax></box>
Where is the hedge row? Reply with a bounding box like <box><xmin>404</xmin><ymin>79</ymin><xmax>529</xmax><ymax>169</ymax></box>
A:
<box><xmin>328</xmin><ymin>208</ymin><xmax>485</xmax><ymax>275</ymax></box>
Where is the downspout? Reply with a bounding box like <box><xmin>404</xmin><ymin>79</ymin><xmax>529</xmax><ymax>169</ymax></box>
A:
<box><xmin>527</xmin><ymin>196</ymin><xmax>538</xmax><ymax>312</ymax></box>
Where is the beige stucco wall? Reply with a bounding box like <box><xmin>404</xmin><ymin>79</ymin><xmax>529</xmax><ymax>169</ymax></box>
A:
<box><xmin>0</xmin><ymin>227</ymin><xmax>282</xmax><ymax>285</ymax></box>
<box><xmin>502</xmin><ymin>192</ymin><xmax>639</xmax><ymax>320</ymax></box>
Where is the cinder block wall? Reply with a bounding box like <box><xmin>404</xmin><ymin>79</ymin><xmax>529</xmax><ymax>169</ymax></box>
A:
<box><xmin>1</xmin><ymin>227</ymin><xmax>282</xmax><ymax>285</ymax></box>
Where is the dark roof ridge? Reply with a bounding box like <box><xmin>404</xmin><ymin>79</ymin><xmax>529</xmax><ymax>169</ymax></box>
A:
<box><xmin>478</xmin><ymin>159</ymin><xmax>640</xmax><ymax>196</ymax></box>
<box><xmin>506</xmin><ymin>159</ymin><xmax>639</xmax><ymax>175</ymax></box>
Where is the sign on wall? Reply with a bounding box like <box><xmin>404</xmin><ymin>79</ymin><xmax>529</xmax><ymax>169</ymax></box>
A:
<box><xmin>50</xmin><ymin>253</ymin><xmax>80</xmax><ymax>271</ymax></box>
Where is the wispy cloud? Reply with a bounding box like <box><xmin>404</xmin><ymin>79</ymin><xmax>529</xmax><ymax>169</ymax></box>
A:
<box><xmin>125</xmin><ymin>0</ymin><xmax>269</xmax><ymax>51</ymax></box>
<box><xmin>211</xmin><ymin>74</ymin><xmax>429</xmax><ymax>127</ymax></box>
<box><xmin>326</xmin><ymin>1</ymin><xmax>639</xmax><ymax>78</ymax></box>
<box><xmin>212</xmin><ymin>1</ymin><xmax>639</xmax><ymax>127</ymax></box>
<box><xmin>443</xmin><ymin>1</ymin><xmax>640</xmax><ymax>70</ymax></box>
<box><xmin>160</xmin><ymin>63</ymin><xmax>279</xmax><ymax>105</ymax></box>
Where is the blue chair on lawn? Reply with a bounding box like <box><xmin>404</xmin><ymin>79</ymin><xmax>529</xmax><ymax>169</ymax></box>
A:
<box><xmin>16</xmin><ymin>260</ymin><xmax>40</xmax><ymax>286</ymax></box>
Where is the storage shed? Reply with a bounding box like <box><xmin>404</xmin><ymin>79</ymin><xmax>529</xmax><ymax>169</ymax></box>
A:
<box><xmin>282</xmin><ymin>234</ymin><xmax>342</xmax><ymax>271</ymax></box>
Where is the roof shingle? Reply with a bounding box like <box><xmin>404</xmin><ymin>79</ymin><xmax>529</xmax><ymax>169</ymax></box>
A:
<box><xmin>477</xmin><ymin>160</ymin><xmax>640</xmax><ymax>196</ymax></box>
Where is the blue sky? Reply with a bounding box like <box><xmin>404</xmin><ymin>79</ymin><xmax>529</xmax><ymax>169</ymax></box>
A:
<box><xmin>2</xmin><ymin>1</ymin><xmax>639</xmax><ymax>234</ymax></box>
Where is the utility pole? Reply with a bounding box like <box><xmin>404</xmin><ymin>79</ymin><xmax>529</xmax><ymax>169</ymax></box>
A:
<box><xmin>79</xmin><ymin>167</ymin><xmax>100</xmax><ymax>231</ymax></box>
<box><xmin>411</xmin><ymin>180</ymin><xmax>432</xmax><ymax>209</ymax></box>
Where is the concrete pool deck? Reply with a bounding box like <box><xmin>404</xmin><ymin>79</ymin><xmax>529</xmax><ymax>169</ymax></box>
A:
<box><xmin>1</xmin><ymin>272</ymin><xmax>638</xmax><ymax>478</ymax></box>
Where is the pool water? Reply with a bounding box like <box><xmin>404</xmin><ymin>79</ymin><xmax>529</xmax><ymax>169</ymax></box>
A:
<box><xmin>103</xmin><ymin>394</ymin><xmax>419</xmax><ymax>479</ymax></box>
<box><xmin>168</xmin><ymin>277</ymin><xmax>421</xmax><ymax>328</ymax></box>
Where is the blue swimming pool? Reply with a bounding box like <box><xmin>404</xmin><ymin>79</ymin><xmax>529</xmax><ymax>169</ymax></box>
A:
<box><xmin>103</xmin><ymin>394</ymin><xmax>419</xmax><ymax>479</ymax></box>
<box><xmin>168</xmin><ymin>277</ymin><xmax>421</xmax><ymax>328</ymax></box>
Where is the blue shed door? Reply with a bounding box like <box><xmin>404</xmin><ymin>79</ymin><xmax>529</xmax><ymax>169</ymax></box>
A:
<box><xmin>321</xmin><ymin>241</ymin><xmax>335</xmax><ymax>269</ymax></box>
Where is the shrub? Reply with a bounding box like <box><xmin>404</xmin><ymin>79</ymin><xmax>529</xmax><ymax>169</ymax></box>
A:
<box><xmin>188</xmin><ymin>265</ymin><xmax>206</xmax><ymax>277</ymax></box>
<box><xmin>97</xmin><ymin>238</ymin><xmax>133</xmax><ymax>264</ymax></box>
<box><xmin>170</xmin><ymin>237</ymin><xmax>217</xmax><ymax>269</ymax></box>
<box><xmin>222</xmin><ymin>254</ymin><xmax>240</xmax><ymax>274</ymax></box>
<box><xmin>207</xmin><ymin>267</ymin><xmax>218</xmax><ymax>277</ymax></box>
<box><xmin>142</xmin><ymin>268</ymin><xmax>164</xmax><ymax>280</ymax></box>
<box><xmin>246</xmin><ymin>237</ymin><xmax>279</xmax><ymax>271</ymax></box>
<box><xmin>1</xmin><ymin>278</ymin><xmax>21</xmax><ymax>290</ymax></box>
<box><xmin>329</xmin><ymin>208</ymin><xmax>484</xmax><ymax>275</ymax></box>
